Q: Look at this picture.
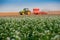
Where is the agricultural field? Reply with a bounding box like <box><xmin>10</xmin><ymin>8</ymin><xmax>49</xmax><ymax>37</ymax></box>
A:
<box><xmin>0</xmin><ymin>15</ymin><xmax>60</xmax><ymax>40</ymax></box>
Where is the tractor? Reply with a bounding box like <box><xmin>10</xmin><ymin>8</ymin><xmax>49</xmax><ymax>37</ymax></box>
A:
<box><xmin>33</xmin><ymin>8</ymin><xmax>40</xmax><ymax>15</ymax></box>
<box><xmin>33</xmin><ymin>8</ymin><xmax>48</xmax><ymax>15</ymax></box>
<box><xmin>19</xmin><ymin>8</ymin><xmax>31</xmax><ymax>15</ymax></box>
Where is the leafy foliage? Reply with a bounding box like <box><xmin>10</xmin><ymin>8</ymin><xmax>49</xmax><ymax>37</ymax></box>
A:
<box><xmin>0</xmin><ymin>15</ymin><xmax>60</xmax><ymax>40</ymax></box>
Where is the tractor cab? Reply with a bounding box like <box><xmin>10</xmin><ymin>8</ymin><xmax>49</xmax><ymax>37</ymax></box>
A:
<box><xmin>23</xmin><ymin>8</ymin><xmax>29</xmax><ymax>11</ymax></box>
<box><xmin>33</xmin><ymin>8</ymin><xmax>40</xmax><ymax>15</ymax></box>
<box><xmin>19</xmin><ymin>8</ymin><xmax>31</xmax><ymax>15</ymax></box>
<box><xmin>23</xmin><ymin>8</ymin><xmax>31</xmax><ymax>15</ymax></box>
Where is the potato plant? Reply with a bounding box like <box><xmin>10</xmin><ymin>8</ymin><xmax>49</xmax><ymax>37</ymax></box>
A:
<box><xmin>0</xmin><ymin>15</ymin><xmax>60</xmax><ymax>40</ymax></box>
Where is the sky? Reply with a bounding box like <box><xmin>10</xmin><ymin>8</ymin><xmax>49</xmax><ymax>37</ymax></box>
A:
<box><xmin>0</xmin><ymin>0</ymin><xmax>60</xmax><ymax>12</ymax></box>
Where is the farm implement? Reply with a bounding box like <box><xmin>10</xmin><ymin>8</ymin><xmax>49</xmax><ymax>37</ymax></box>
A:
<box><xmin>19</xmin><ymin>8</ymin><xmax>48</xmax><ymax>15</ymax></box>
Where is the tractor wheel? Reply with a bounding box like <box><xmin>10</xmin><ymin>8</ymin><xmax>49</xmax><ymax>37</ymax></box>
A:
<box><xmin>28</xmin><ymin>12</ymin><xmax>31</xmax><ymax>15</ymax></box>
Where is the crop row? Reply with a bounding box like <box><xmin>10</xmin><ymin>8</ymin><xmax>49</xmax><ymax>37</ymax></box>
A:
<box><xmin>0</xmin><ymin>16</ymin><xmax>60</xmax><ymax>40</ymax></box>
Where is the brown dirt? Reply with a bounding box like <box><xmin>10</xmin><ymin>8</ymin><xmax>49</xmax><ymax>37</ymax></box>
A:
<box><xmin>48</xmin><ymin>11</ymin><xmax>60</xmax><ymax>15</ymax></box>
<box><xmin>0</xmin><ymin>11</ymin><xmax>60</xmax><ymax>16</ymax></box>
<box><xmin>0</xmin><ymin>12</ymin><xmax>20</xmax><ymax>16</ymax></box>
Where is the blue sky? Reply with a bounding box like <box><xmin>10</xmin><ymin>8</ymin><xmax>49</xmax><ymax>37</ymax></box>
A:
<box><xmin>0</xmin><ymin>0</ymin><xmax>60</xmax><ymax>12</ymax></box>
<box><xmin>0</xmin><ymin>0</ymin><xmax>60</xmax><ymax>5</ymax></box>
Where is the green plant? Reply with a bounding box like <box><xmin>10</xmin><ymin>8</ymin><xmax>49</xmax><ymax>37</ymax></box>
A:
<box><xmin>0</xmin><ymin>15</ymin><xmax>60</xmax><ymax>40</ymax></box>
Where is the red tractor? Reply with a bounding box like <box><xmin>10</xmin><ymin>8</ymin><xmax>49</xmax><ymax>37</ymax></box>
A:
<box><xmin>33</xmin><ymin>8</ymin><xmax>40</xmax><ymax>15</ymax></box>
<box><xmin>33</xmin><ymin>8</ymin><xmax>48</xmax><ymax>15</ymax></box>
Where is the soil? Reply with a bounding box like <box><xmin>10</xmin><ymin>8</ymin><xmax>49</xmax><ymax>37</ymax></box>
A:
<box><xmin>0</xmin><ymin>12</ymin><xmax>20</xmax><ymax>16</ymax></box>
<box><xmin>0</xmin><ymin>11</ymin><xmax>60</xmax><ymax>16</ymax></box>
<box><xmin>47</xmin><ymin>11</ymin><xmax>60</xmax><ymax>15</ymax></box>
